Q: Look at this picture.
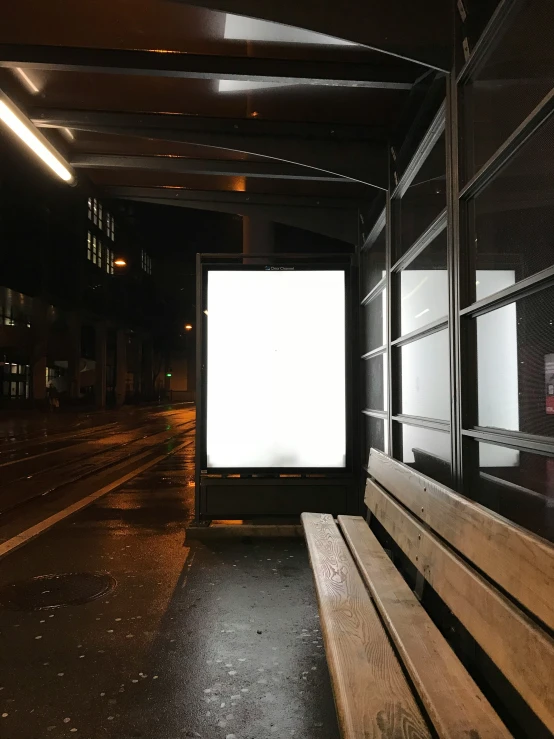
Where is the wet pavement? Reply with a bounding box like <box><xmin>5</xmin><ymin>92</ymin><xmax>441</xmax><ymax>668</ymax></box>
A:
<box><xmin>0</xmin><ymin>414</ymin><xmax>340</xmax><ymax>739</ymax></box>
<box><xmin>0</xmin><ymin>404</ymin><xmax>193</xmax><ymax>449</ymax></box>
<box><xmin>0</xmin><ymin>407</ymin><xmax>195</xmax><ymax>531</ymax></box>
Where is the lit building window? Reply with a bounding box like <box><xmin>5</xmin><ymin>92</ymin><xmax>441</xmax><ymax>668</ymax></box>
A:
<box><xmin>105</xmin><ymin>212</ymin><xmax>115</xmax><ymax>241</ymax></box>
<box><xmin>0</xmin><ymin>307</ymin><xmax>31</xmax><ymax>327</ymax></box>
<box><xmin>1</xmin><ymin>308</ymin><xmax>14</xmax><ymax>326</ymax></box>
<box><xmin>141</xmin><ymin>250</ymin><xmax>152</xmax><ymax>275</ymax></box>
<box><xmin>1</xmin><ymin>363</ymin><xmax>31</xmax><ymax>400</ymax></box>
<box><xmin>87</xmin><ymin>205</ymin><xmax>115</xmax><ymax>271</ymax></box>
<box><xmin>46</xmin><ymin>366</ymin><xmax>64</xmax><ymax>383</ymax></box>
<box><xmin>106</xmin><ymin>248</ymin><xmax>114</xmax><ymax>275</ymax></box>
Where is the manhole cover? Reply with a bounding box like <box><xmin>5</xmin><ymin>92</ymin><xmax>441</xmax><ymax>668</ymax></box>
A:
<box><xmin>0</xmin><ymin>573</ymin><xmax>117</xmax><ymax>611</ymax></box>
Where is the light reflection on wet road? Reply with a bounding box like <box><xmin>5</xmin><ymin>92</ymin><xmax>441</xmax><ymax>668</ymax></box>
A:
<box><xmin>0</xmin><ymin>404</ymin><xmax>339</xmax><ymax>739</ymax></box>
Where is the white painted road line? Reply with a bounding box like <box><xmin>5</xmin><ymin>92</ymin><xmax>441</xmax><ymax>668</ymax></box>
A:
<box><xmin>0</xmin><ymin>439</ymin><xmax>193</xmax><ymax>560</ymax></box>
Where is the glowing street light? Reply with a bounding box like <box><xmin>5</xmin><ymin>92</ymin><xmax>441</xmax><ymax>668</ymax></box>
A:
<box><xmin>185</xmin><ymin>324</ymin><xmax>193</xmax><ymax>331</ymax></box>
<box><xmin>114</xmin><ymin>258</ymin><xmax>127</xmax><ymax>267</ymax></box>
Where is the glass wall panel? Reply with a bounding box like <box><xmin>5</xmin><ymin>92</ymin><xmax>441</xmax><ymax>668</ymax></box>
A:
<box><xmin>462</xmin><ymin>0</ymin><xmax>554</xmax><ymax>183</ymax></box>
<box><xmin>364</xmin><ymin>353</ymin><xmax>386</xmax><ymax>412</ymax></box>
<box><xmin>476</xmin><ymin>442</ymin><xmax>554</xmax><ymax>542</ymax></box>
<box><xmin>400</xmin><ymin>330</ymin><xmax>450</xmax><ymax>420</ymax></box>
<box><xmin>470</xmin><ymin>114</ymin><xmax>554</xmax><ymax>302</ymax></box>
<box><xmin>463</xmin><ymin>0</ymin><xmax>502</xmax><ymax>51</ymax></box>
<box><xmin>361</xmin><ymin>228</ymin><xmax>386</xmax><ymax>300</ymax></box>
<box><xmin>364</xmin><ymin>415</ymin><xmax>386</xmax><ymax>463</ymax></box>
<box><xmin>398</xmin><ymin>133</ymin><xmax>446</xmax><ymax>256</ymax></box>
<box><xmin>361</xmin><ymin>289</ymin><xmax>386</xmax><ymax>354</ymax></box>
<box><xmin>476</xmin><ymin>287</ymin><xmax>554</xmax><ymax>437</ymax></box>
<box><xmin>400</xmin><ymin>230</ymin><xmax>448</xmax><ymax>335</ymax></box>
<box><xmin>395</xmin><ymin>421</ymin><xmax>451</xmax><ymax>486</ymax></box>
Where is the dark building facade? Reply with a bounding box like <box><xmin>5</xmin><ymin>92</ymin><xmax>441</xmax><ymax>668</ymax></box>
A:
<box><xmin>0</xmin><ymin>138</ymin><xmax>167</xmax><ymax>407</ymax></box>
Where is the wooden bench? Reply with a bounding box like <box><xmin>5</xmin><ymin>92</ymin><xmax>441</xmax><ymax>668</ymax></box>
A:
<box><xmin>302</xmin><ymin>449</ymin><xmax>554</xmax><ymax>738</ymax></box>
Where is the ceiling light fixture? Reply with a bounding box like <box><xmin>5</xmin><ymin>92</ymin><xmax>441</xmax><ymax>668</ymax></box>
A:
<box><xmin>0</xmin><ymin>90</ymin><xmax>74</xmax><ymax>183</ymax></box>
<box><xmin>12</xmin><ymin>68</ymin><xmax>40</xmax><ymax>94</ymax></box>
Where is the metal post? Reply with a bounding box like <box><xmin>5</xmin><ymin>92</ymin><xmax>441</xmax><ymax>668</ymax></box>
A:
<box><xmin>94</xmin><ymin>323</ymin><xmax>107</xmax><ymax>409</ymax></box>
<box><xmin>194</xmin><ymin>253</ymin><xmax>203</xmax><ymax>523</ymax></box>
<box><xmin>115</xmin><ymin>329</ymin><xmax>127</xmax><ymax>407</ymax></box>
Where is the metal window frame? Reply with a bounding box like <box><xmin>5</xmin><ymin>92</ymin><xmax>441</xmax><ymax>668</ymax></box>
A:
<box><xmin>361</xmin><ymin>344</ymin><xmax>386</xmax><ymax>361</ymax></box>
<box><xmin>387</xmin><ymin>99</ymin><xmax>451</xmax><ymax>464</ymax></box>
<box><xmin>446</xmin><ymin>70</ymin><xmax>463</xmax><ymax>488</ymax></box>
<box><xmin>361</xmin><ymin>208</ymin><xmax>386</xmax><ymax>250</ymax></box>
<box><xmin>456</xmin><ymin>0</ymin><xmax>528</xmax><ymax>85</ymax></box>
<box><xmin>362</xmin><ymin>409</ymin><xmax>388</xmax><ymax>420</ymax></box>
<box><xmin>392</xmin><ymin>414</ymin><xmax>451</xmax><ymax>432</ymax></box>
<box><xmin>386</xmin><ymin>100</ymin><xmax>450</xmax><ymax>463</ymax></box>
<box><xmin>361</xmin><ymin>348</ymin><xmax>387</xmax><ymax>417</ymax></box>
<box><xmin>360</xmin><ymin>0</ymin><xmax>554</xmax><ymax>503</ymax></box>
<box><xmin>463</xmin><ymin>427</ymin><xmax>554</xmax><ymax>457</ymax></box>
<box><xmin>361</xmin><ymin>275</ymin><xmax>386</xmax><ymax>306</ymax></box>
<box><xmin>360</xmin><ymin>201</ymin><xmax>390</xmax><ymax>466</ymax></box>
<box><xmin>391</xmin><ymin>316</ymin><xmax>448</xmax><ymax>348</ymax></box>
<box><xmin>392</xmin><ymin>102</ymin><xmax>446</xmax><ymax>200</ymax></box>
<box><xmin>460</xmin><ymin>88</ymin><xmax>554</xmax><ymax>201</ymax></box>
<box><xmin>391</xmin><ymin>209</ymin><xmax>447</xmax><ymax>273</ymax></box>
<box><xmin>455</xmin><ymin>0</ymin><xmax>554</xmax><ymax>492</ymax></box>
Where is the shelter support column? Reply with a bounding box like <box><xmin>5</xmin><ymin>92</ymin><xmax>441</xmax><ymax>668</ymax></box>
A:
<box><xmin>95</xmin><ymin>323</ymin><xmax>107</xmax><ymax>409</ymax></box>
<box><xmin>115</xmin><ymin>329</ymin><xmax>127</xmax><ymax>407</ymax></box>
<box><xmin>67</xmin><ymin>313</ymin><xmax>82</xmax><ymax>400</ymax></box>
<box><xmin>243</xmin><ymin>216</ymin><xmax>274</xmax><ymax>261</ymax></box>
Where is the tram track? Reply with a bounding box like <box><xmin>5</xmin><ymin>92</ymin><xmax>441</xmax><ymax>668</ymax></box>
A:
<box><xmin>0</xmin><ymin>419</ymin><xmax>195</xmax><ymax>518</ymax></box>
<box><xmin>1</xmin><ymin>418</ymin><xmax>194</xmax><ymax>482</ymax></box>
<box><xmin>0</xmin><ymin>422</ymin><xmax>119</xmax><ymax>461</ymax></box>
<box><xmin>0</xmin><ymin>436</ymin><xmax>195</xmax><ymax>561</ymax></box>
<box><xmin>0</xmin><ymin>404</ymin><xmax>191</xmax><ymax>454</ymax></box>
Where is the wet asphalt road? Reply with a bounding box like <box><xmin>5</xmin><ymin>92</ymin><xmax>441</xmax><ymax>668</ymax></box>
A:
<box><xmin>0</xmin><ymin>407</ymin><xmax>339</xmax><ymax>739</ymax></box>
<box><xmin>0</xmin><ymin>406</ymin><xmax>195</xmax><ymax>524</ymax></box>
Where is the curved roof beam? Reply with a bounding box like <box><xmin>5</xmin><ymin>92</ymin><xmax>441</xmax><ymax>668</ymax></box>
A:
<box><xmin>32</xmin><ymin>110</ymin><xmax>389</xmax><ymax>188</ymax></box>
<box><xmin>103</xmin><ymin>187</ymin><xmax>360</xmax><ymax>244</ymax></box>
<box><xmin>171</xmin><ymin>0</ymin><xmax>450</xmax><ymax>71</ymax></box>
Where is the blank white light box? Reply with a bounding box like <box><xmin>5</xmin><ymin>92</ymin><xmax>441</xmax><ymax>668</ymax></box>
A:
<box><xmin>206</xmin><ymin>269</ymin><xmax>346</xmax><ymax>468</ymax></box>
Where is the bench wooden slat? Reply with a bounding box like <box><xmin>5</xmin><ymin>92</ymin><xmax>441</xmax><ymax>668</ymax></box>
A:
<box><xmin>301</xmin><ymin>512</ymin><xmax>431</xmax><ymax>739</ymax></box>
<box><xmin>368</xmin><ymin>448</ymin><xmax>554</xmax><ymax>631</ymax></box>
<box><xmin>366</xmin><ymin>479</ymin><xmax>554</xmax><ymax>734</ymax></box>
<box><xmin>338</xmin><ymin>514</ymin><xmax>510</xmax><ymax>739</ymax></box>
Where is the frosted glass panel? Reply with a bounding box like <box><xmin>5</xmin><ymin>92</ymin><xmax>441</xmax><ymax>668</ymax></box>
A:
<box><xmin>400</xmin><ymin>330</ymin><xmax>450</xmax><ymax>420</ymax></box>
<box><xmin>206</xmin><ymin>270</ymin><xmax>346</xmax><ymax>468</ymax></box>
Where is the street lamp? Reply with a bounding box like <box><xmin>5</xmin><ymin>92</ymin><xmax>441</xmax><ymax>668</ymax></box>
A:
<box><xmin>185</xmin><ymin>324</ymin><xmax>193</xmax><ymax>331</ymax></box>
<box><xmin>114</xmin><ymin>258</ymin><xmax>127</xmax><ymax>267</ymax></box>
